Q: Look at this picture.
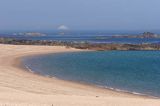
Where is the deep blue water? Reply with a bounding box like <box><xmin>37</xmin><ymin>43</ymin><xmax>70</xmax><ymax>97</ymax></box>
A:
<box><xmin>23</xmin><ymin>51</ymin><xmax>160</xmax><ymax>97</ymax></box>
<box><xmin>1</xmin><ymin>30</ymin><xmax>160</xmax><ymax>44</ymax></box>
<box><xmin>1</xmin><ymin>34</ymin><xmax>160</xmax><ymax>44</ymax></box>
<box><xmin>10</xmin><ymin>36</ymin><xmax>160</xmax><ymax>44</ymax></box>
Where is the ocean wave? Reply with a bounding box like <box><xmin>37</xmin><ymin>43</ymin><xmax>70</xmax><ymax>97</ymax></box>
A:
<box><xmin>25</xmin><ymin>65</ymin><xmax>34</xmax><ymax>73</ymax></box>
<box><xmin>99</xmin><ymin>85</ymin><xmax>159</xmax><ymax>99</ymax></box>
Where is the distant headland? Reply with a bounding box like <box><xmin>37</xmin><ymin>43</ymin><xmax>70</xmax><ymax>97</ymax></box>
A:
<box><xmin>0</xmin><ymin>32</ymin><xmax>160</xmax><ymax>51</ymax></box>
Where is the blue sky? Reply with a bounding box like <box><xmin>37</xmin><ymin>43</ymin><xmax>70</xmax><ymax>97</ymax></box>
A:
<box><xmin>0</xmin><ymin>0</ymin><xmax>160</xmax><ymax>31</ymax></box>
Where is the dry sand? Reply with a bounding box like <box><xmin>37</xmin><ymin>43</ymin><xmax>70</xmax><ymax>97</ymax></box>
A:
<box><xmin>0</xmin><ymin>44</ymin><xmax>160</xmax><ymax>106</ymax></box>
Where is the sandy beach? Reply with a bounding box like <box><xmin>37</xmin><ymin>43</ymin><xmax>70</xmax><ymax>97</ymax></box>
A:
<box><xmin>0</xmin><ymin>44</ymin><xmax>160</xmax><ymax>106</ymax></box>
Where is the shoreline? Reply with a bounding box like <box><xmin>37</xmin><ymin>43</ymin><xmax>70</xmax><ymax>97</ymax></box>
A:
<box><xmin>20</xmin><ymin>52</ymin><xmax>157</xmax><ymax>99</ymax></box>
<box><xmin>18</xmin><ymin>51</ymin><xmax>139</xmax><ymax>98</ymax></box>
<box><xmin>0</xmin><ymin>44</ymin><xmax>160</xmax><ymax>106</ymax></box>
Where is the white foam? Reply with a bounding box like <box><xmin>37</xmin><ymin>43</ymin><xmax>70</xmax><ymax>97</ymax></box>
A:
<box><xmin>95</xmin><ymin>85</ymin><xmax>159</xmax><ymax>98</ymax></box>
<box><xmin>25</xmin><ymin>65</ymin><xmax>34</xmax><ymax>73</ymax></box>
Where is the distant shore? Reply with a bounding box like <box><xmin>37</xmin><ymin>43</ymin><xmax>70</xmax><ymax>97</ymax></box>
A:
<box><xmin>0</xmin><ymin>44</ymin><xmax>160</xmax><ymax>106</ymax></box>
<box><xmin>1</xmin><ymin>36</ymin><xmax>160</xmax><ymax>51</ymax></box>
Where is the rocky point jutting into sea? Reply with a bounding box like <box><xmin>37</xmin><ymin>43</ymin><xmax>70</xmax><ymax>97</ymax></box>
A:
<box><xmin>0</xmin><ymin>32</ymin><xmax>160</xmax><ymax>51</ymax></box>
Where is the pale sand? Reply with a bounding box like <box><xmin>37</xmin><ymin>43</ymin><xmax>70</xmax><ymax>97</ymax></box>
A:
<box><xmin>0</xmin><ymin>44</ymin><xmax>160</xmax><ymax>106</ymax></box>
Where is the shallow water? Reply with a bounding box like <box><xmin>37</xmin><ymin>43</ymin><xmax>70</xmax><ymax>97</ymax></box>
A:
<box><xmin>23</xmin><ymin>51</ymin><xmax>160</xmax><ymax>97</ymax></box>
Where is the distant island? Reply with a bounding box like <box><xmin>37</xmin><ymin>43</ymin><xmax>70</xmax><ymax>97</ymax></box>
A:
<box><xmin>13</xmin><ymin>32</ymin><xmax>47</xmax><ymax>37</ymax></box>
<box><xmin>96</xmin><ymin>32</ymin><xmax>160</xmax><ymax>39</ymax></box>
<box><xmin>111</xmin><ymin>32</ymin><xmax>160</xmax><ymax>38</ymax></box>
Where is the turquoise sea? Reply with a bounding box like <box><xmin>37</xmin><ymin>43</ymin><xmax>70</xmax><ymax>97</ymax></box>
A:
<box><xmin>23</xmin><ymin>51</ymin><xmax>160</xmax><ymax>97</ymax></box>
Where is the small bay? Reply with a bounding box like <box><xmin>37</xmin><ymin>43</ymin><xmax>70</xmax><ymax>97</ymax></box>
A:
<box><xmin>23</xmin><ymin>51</ymin><xmax>160</xmax><ymax>97</ymax></box>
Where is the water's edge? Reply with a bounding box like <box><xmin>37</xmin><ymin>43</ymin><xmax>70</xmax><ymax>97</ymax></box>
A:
<box><xmin>20</xmin><ymin>52</ymin><xmax>159</xmax><ymax>99</ymax></box>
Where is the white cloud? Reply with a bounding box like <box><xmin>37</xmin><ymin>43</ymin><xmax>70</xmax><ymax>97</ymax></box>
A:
<box><xmin>57</xmin><ymin>25</ymin><xmax>69</xmax><ymax>30</ymax></box>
